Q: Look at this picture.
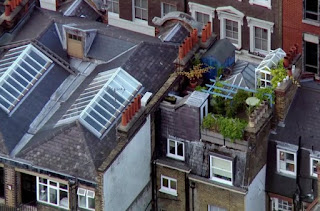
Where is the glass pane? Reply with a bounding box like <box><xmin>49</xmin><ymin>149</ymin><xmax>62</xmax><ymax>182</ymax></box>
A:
<box><xmin>141</xmin><ymin>0</ymin><xmax>147</xmax><ymax>8</ymax></box>
<box><xmin>29</xmin><ymin>50</ymin><xmax>47</xmax><ymax>67</ymax></box>
<box><xmin>49</xmin><ymin>181</ymin><xmax>57</xmax><ymax>186</ymax></box>
<box><xmin>60</xmin><ymin>184</ymin><xmax>68</xmax><ymax>190</ymax></box>
<box><xmin>39</xmin><ymin>178</ymin><xmax>47</xmax><ymax>184</ymax></box>
<box><xmin>170</xmin><ymin>180</ymin><xmax>176</xmax><ymax>190</ymax></box>
<box><xmin>305</xmin><ymin>41</ymin><xmax>318</xmax><ymax>71</ymax></box>
<box><xmin>212</xmin><ymin>157</ymin><xmax>231</xmax><ymax>171</ymax></box>
<box><xmin>286</xmin><ymin>153</ymin><xmax>294</xmax><ymax>161</ymax></box>
<box><xmin>49</xmin><ymin>188</ymin><xmax>58</xmax><ymax>204</ymax></box>
<box><xmin>169</xmin><ymin>140</ymin><xmax>175</xmax><ymax>154</ymax></box>
<box><xmin>286</xmin><ymin>163</ymin><xmax>295</xmax><ymax>172</ymax></box>
<box><xmin>79</xmin><ymin>195</ymin><xmax>86</xmax><ymax>208</ymax></box>
<box><xmin>39</xmin><ymin>184</ymin><xmax>48</xmax><ymax>202</ymax></box>
<box><xmin>213</xmin><ymin>168</ymin><xmax>232</xmax><ymax>179</ymax></box>
<box><xmin>84</xmin><ymin>114</ymin><xmax>104</xmax><ymax>133</ymax></box>
<box><xmin>88</xmin><ymin>197</ymin><xmax>95</xmax><ymax>209</ymax></box>
<box><xmin>261</xmin><ymin>40</ymin><xmax>268</xmax><ymax>51</ymax></box>
<box><xmin>262</xmin><ymin>28</ymin><xmax>268</xmax><ymax>39</ymax></box>
<box><xmin>134</xmin><ymin>0</ymin><xmax>140</xmax><ymax>7</ymax></box>
<box><xmin>162</xmin><ymin>178</ymin><xmax>168</xmax><ymax>188</ymax></box>
<box><xmin>255</xmin><ymin>27</ymin><xmax>262</xmax><ymax>38</ymax></box>
<box><xmin>142</xmin><ymin>10</ymin><xmax>148</xmax><ymax>20</ymax></box>
<box><xmin>59</xmin><ymin>190</ymin><xmax>68</xmax><ymax>208</ymax></box>
<box><xmin>255</xmin><ymin>38</ymin><xmax>261</xmax><ymax>50</ymax></box>
<box><xmin>177</xmin><ymin>142</ymin><xmax>183</xmax><ymax>156</ymax></box>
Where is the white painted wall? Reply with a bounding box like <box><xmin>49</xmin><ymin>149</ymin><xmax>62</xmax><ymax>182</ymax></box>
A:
<box><xmin>245</xmin><ymin>165</ymin><xmax>266</xmax><ymax>211</ymax></box>
<box><xmin>103</xmin><ymin>116</ymin><xmax>151</xmax><ymax>211</ymax></box>
<box><xmin>40</xmin><ymin>0</ymin><xmax>57</xmax><ymax>11</ymax></box>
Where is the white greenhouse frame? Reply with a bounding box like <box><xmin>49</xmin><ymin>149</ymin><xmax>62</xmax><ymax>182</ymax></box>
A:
<box><xmin>254</xmin><ymin>48</ymin><xmax>286</xmax><ymax>89</ymax></box>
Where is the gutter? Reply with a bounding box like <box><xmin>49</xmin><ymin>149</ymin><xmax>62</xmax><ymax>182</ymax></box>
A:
<box><xmin>0</xmin><ymin>154</ymin><xmax>96</xmax><ymax>186</ymax></box>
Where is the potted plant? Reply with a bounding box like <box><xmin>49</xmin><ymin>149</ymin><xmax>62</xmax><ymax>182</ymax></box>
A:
<box><xmin>176</xmin><ymin>64</ymin><xmax>209</xmax><ymax>88</ymax></box>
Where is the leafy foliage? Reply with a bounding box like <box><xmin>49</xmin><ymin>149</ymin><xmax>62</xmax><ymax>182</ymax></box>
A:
<box><xmin>176</xmin><ymin>64</ymin><xmax>209</xmax><ymax>80</ymax></box>
<box><xmin>254</xmin><ymin>87</ymin><xmax>275</xmax><ymax>104</ymax></box>
<box><xmin>202</xmin><ymin>113</ymin><xmax>247</xmax><ymax>141</ymax></box>
<box><xmin>270</xmin><ymin>59</ymin><xmax>287</xmax><ymax>89</ymax></box>
<box><xmin>195</xmin><ymin>85</ymin><xmax>207</xmax><ymax>91</ymax></box>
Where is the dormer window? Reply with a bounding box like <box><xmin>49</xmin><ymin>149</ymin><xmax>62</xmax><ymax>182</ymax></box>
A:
<box><xmin>277</xmin><ymin>148</ymin><xmax>296</xmax><ymax>176</ymax></box>
<box><xmin>68</xmin><ymin>34</ymin><xmax>82</xmax><ymax>42</ymax></box>
<box><xmin>0</xmin><ymin>44</ymin><xmax>52</xmax><ymax>114</ymax></box>
<box><xmin>167</xmin><ymin>139</ymin><xmax>185</xmax><ymax>161</ymax></box>
<box><xmin>67</xmin><ymin>33</ymin><xmax>84</xmax><ymax>58</ymax></box>
<box><xmin>210</xmin><ymin>155</ymin><xmax>233</xmax><ymax>185</ymax></box>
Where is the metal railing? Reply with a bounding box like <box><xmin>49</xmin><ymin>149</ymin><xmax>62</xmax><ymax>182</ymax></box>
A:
<box><xmin>0</xmin><ymin>202</ymin><xmax>37</xmax><ymax>211</ymax></box>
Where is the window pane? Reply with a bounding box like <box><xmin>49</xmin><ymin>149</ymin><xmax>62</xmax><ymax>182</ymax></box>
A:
<box><xmin>141</xmin><ymin>0</ymin><xmax>147</xmax><ymax>8</ymax></box>
<box><xmin>39</xmin><ymin>184</ymin><xmax>48</xmax><ymax>202</ymax></box>
<box><xmin>60</xmin><ymin>190</ymin><xmax>68</xmax><ymax>208</ymax></box>
<box><xmin>286</xmin><ymin>153</ymin><xmax>294</xmax><ymax>161</ymax></box>
<box><xmin>49</xmin><ymin>187</ymin><xmax>58</xmax><ymax>204</ymax></box>
<box><xmin>88</xmin><ymin>197</ymin><xmax>95</xmax><ymax>209</ymax></box>
<box><xmin>170</xmin><ymin>180</ymin><xmax>176</xmax><ymax>190</ymax></box>
<box><xmin>212</xmin><ymin>157</ymin><xmax>231</xmax><ymax>171</ymax></box>
<box><xmin>163</xmin><ymin>178</ymin><xmax>168</xmax><ymax>188</ymax></box>
<box><xmin>169</xmin><ymin>140</ymin><xmax>175</xmax><ymax>154</ymax></box>
<box><xmin>286</xmin><ymin>163</ymin><xmax>295</xmax><ymax>172</ymax></box>
<box><xmin>79</xmin><ymin>195</ymin><xmax>86</xmax><ymax>208</ymax></box>
<box><xmin>49</xmin><ymin>181</ymin><xmax>57</xmax><ymax>186</ymax></box>
<box><xmin>134</xmin><ymin>0</ymin><xmax>140</xmax><ymax>7</ymax></box>
<box><xmin>177</xmin><ymin>142</ymin><xmax>183</xmax><ymax>156</ymax></box>
<box><xmin>305</xmin><ymin>41</ymin><xmax>318</xmax><ymax>73</ymax></box>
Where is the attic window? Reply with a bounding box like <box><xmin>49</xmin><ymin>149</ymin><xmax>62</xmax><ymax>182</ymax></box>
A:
<box><xmin>0</xmin><ymin>44</ymin><xmax>52</xmax><ymax>114</ymax></box>
<box><xmin>78</xmin><ymin>68</ymin><xmax>142</xmax><ymax>138</ymax></box>
<box><xmin>68</xmin><ymin>34</ymin><xmax>82</xmax><ymax>41</ymax></box>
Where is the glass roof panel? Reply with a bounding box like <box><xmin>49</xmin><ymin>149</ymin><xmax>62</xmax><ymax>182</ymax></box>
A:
<box><xmin>0</xmin><ymin>44</ymin><xmax>52</xmax><ymax>113</ymax></box>
<box><xmin>79</xmin><ymin>67</ymin><xmax>142</xmax><ymax>138</ymax></box>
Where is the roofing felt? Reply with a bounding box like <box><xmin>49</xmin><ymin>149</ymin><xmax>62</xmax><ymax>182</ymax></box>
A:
<box><xmin>184</xmin><ymin>91</ymin><xmax>209</xmax><ymax>107</ymax></box>
<box><xmin>203</xmin><ymin>38</ymin><xmax>236</xmax><ymax>64</ymax></box>
<box><xmin>270</xmin><ymin>83</ymin><xmax>320</xmax><ymax>151</ymax></box>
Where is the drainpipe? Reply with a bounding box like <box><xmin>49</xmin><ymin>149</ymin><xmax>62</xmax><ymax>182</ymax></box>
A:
<box><xmin>190</xmin><ymin>181</ymin><xmax>195</xmax><ymax>211</ymax></box>
<box><xmin>185</xmin><ymin>173</ymin><xmax>190</xmax><ymax>211</ymax></box>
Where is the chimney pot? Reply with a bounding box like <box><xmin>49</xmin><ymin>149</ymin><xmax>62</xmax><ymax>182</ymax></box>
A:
<box><xmin>179</xmin><ymin>45</ymin><xmax>184</xmax><ymax>59</ymax></box>
<box><xmin>134</xmin><ymin>97</ymin><xmax>139</xmax><ymax>112</ymax></box>
<box><xmin>206</xmin><ymin>24</ymin><xmax>210</xmax><ymax>38</ymax></box>
<box><xmin>202</xmin><ymin>28</ymin><xmax>207</xmax><ymax>43</ymax></box>
<box><xmin>4</xmin><ymin>3</ymin><xmax>11</xmax><ymax>16</ymax></box>
<box><xmin>193</xmin><ymin>29</ymin><xmax>198</xmax><ymax>43</ymax></box>
<box><xmin>188</xmin><ymin>35</ymin><xmax>192</xmax><ymax>50</ymax></box>
<box><xmin>184</xmin><ymin>38</ymin><xmax>189</xmax><ymax>53</ymax></box>
<box><xmin>208</xmin><ymin>22</ymin><xmax>212</xmax><ymax>36</ymax></box>
<box><xmin>121</xmin><ymin>110</ymin><xmax>128</xmax><ymax>126</ymax></box>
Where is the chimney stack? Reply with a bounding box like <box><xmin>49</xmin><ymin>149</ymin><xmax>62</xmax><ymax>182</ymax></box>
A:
<box><xmin>121</xmin><ymin>95</ymin><xmax>142</xmax><ymax>126</ymax></box>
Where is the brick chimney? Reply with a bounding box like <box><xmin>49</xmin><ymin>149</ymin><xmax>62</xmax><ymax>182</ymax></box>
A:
<box><xmin>121</xmin><ymin>95</ymin><xmax>142</xmax><ymax>127</ymax></box>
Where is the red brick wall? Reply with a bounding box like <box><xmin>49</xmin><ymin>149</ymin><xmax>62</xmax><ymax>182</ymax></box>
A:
<box><xmin>283</xmin><ymin>0</ymin><xmax>320</xmax><ymax>53</ymax></box>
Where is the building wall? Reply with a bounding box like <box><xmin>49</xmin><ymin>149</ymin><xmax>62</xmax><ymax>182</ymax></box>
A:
<box><xmin>156</xmin><ymin>165</ymin><xmax>186</xmax><ymax>211</ymax></box>
<box><xmin>189</xmin><ymin>0</ymin><xmax>281</xmax><ymax>51</ymax></box>
<box><xmin>245</xmin><ymin>165</ymin><xmax>266</xmax><ymax>211</ymax></box>
<box><xmin>191</xmin><ymin>180</ymin><xmax>245</xmax><ymax>211</ymax></box>
<box><xmin>282</xmin><ymin>0</ymin><xmax>320</xmax><ymax>53</ymax></box>
<box><xmin>103</xmin><ymin>116</ymin><xmax>151</xmax><ymax>211</ymax></box>
<box><xmin>148</xmin><ymin>0</ymin><xmax>186</xmax><ymax>23</ymax></box>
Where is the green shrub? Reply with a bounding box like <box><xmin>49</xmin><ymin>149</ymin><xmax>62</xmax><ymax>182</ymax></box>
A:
<box><xmin>254</xmin><ymin>87</ymin><xmax>275</xmax><ymax>104</ymax></box>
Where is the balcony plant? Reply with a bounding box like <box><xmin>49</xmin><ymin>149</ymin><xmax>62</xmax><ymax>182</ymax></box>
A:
<box><xmin>176</xmin><ymin>64</ymin><xmax>210</xmax><ymax>88</ymax></box>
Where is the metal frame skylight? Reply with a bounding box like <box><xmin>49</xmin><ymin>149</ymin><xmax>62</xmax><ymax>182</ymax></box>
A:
<box><xmin>58</xmin><ymin>69</ymin><xmax>118</xmax><ymax>124</ymax></box>
<box><xmin>79</xmin><ymin>68</ymin><xmax>142</xmax><ymax>138</ymax></box>
<box><xmin>254</xmin><ymin>48</ymin><xmax>286</xmax><ymax>89</ymax></box>
<box><xmin>0</xmin><ymin>44</ymin><xmax>52</xmax><ymax>113</ymax></box>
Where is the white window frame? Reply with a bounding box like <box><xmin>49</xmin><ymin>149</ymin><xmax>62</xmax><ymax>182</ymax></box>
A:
<box><xmin>249</xmin><ymin>0</ymin><xmax>271</xmax><ymax>9</ymax></box>
<box><xmin>259</xmin><ymin>70</ymin><xmax>272</xmax><ymax>88</ymax></box>
<box><xmin>161</xmin><ymin>2</ymin><xmax>177</xmax><ymax>17</ymax></box>
<box><xmin>310</xmin><ymin>157</ymin><xmax>320</xmax><ymax>177</ymax></box>
<box><xmin>247</xmin><ymin>17</ymin><xmax>274</xmax><ymax>55</ymax></box>
<box><xmin>208</xmin><ymin>205</ymin><xmax>227</xmax><ymax>211</ymax></box>
<box><xmin>200</xmin><ymin>99</ymin><xmax>208</xmax><ymax>122</ymax></box>
<box><xmin>216</xmin><ymin>7</ymin><xmax>244</xmax><ymax>49</ymax></box>
<box><xmin>159</xmin><ymin>175</ymin><xmax>177</xmax><ymax>196</ymax></box>
<box><xmin>188</xmin><ymin>2</ymin><xmax>215</xmax><ymax>31</ymax></box>
<box><xmin>133</xmin><ymin>0</ymin><xmax>148</xmax><ymax>22</ymax></box>
<box><xmin>210</xmin><ymin>155</ymin><xmax>233</xmax><ymax>185</ymax></box>
<box><xmin>107</xmin><ymin>0</ymin><xmax>119</xmax><ymax>14</ymax></box>
<box><xmin>167</xmin><ymin>139</ymin><xmax>185</xmax><ymax>161</ymax></box>
<box><xmin>77</xmin><ymin>188</ymin><xmax>95</xmax><ymax>211</ymax></box>
<box><xmin>36</xmin><ymin>177</ymin><xmax>69</xmax><ymax>209</ymax></box>
<box><xmin>271</xmin><ymin>197</ymin><xmax>293</xmax><ymax>211</ymax></box>
<box><xmin>277</xmin><ymin>148</ymin><xmax>297</xmax><ymax>176</ymax></box>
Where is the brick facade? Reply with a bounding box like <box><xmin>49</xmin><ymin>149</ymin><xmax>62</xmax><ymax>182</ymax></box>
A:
<box><xmin>191</xmin><ymin>181</ymin><xmax>245</xmax><ymax>211</ymax></box>
<box><xmin>156</xmin><ymin>165</ymin><xmax>187</xmax><ymax>211</ymax></box>
<box><xmin>4</xmin><ymin>166</ymin><xmax>16</xmax><ymax>207</ymax></box>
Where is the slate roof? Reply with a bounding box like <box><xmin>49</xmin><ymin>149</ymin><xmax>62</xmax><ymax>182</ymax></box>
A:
<box><xmin>66</xmin><ymin>0</ymin><xmax>101</xmax><ymax>20</ymax></box>
<box><xmin>266</xmin><ymin>82</ymin><xmax>320</xmax><ymax>202</ymax></box>
<box><xmin>270</xmin><ymin>83</ymin><xmax>320</xmax><ymax>151</ymax></box>
<box><xmin>160</xmin><ymin>23</ymin><xmax>190</xmax><ymax>44</ymax></box>
<box><xmin>16</xmin><ymin>42</ymin><xmax>178</xmax><ymax>182</ymax></box>
<box><xmin>0</xmin><ymin>45</ymin><xmax>70</xmax><ymax>155</ymax></box>
<box><xmin>203</xmin><ymin>38</ymin><xmax>236</xmax><ymax>64</ymax></box>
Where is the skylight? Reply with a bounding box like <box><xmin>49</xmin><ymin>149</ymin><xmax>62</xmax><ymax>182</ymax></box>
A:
<box><xmin>0</xmin><ymin>44</ymin><xmax>52</xmax><ymax>113</ymax></box>
<box><xmin>78</xmin><ymin>67</ymin><xmax>142</xmax><ymax>138</ymax></box>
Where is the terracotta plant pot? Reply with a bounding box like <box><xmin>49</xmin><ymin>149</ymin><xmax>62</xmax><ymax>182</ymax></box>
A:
<box><xmin>189</xmin><ymin>78</ymin><xmax>198</xmax><ymax>88</ymax></box>
<box><xmin>287</xmin><ymin>68</ymin><xmax>292</xmax><ymax>77</ymax></box>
